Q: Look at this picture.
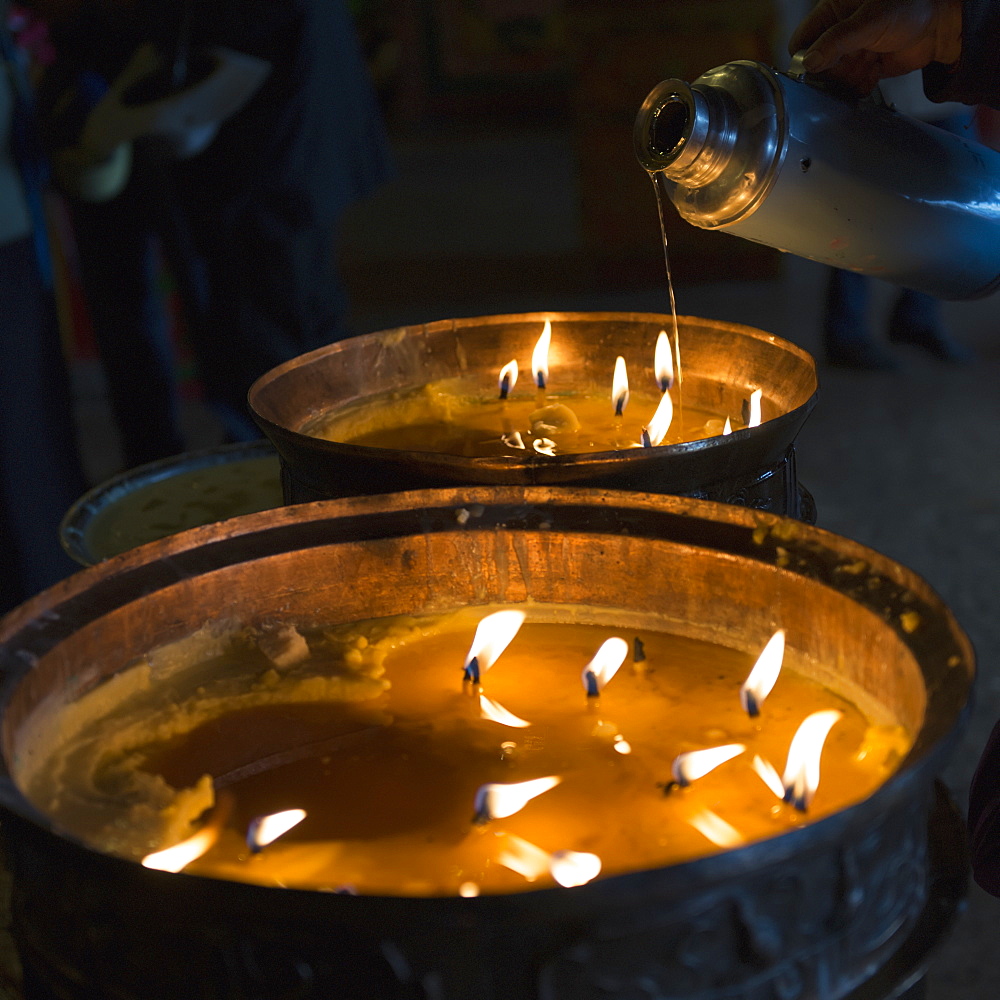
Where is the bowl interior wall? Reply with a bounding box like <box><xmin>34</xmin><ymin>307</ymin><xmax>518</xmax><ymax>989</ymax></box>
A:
<box><xmin>251</xmin><ymin>314</ymin><xmax>817</xmax><ymax>431</ymax></box>
<box><xmin>7</xmin><ymin>524</ymin><xmax>924</xmax><ymax>781</ymax></box>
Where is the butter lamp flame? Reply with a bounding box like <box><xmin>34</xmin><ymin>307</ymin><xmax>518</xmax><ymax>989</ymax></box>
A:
<box><xmin>479</xmin><ymin>693</ymin><xmax>531</xmax><ymax>728</ymax></box>
<box><xmin>654</xmin><ymin>329</ymin><xmax>674</xmax><ymax>391</ymax></box>
<box><xmin>581</xmin><ymin>636</ymin><xmax>629</xmax><ymax>697</ymax></box>
<box><xmin>533</xmin><ymin>320</ymin><xmax>551</xmax><ymax>389</ymax></box>
<box><xmin>142</xmin><ymin>826</ymin><xmax>219</xmax><ymax>873</ymax></box>
<box><xmin>498</xmin><ymin>359</ymin><xmax>518</xmax><ymax>400</ymax></box>
<box><xmin>748</xmin><ymin>388</ymin><xmax>763</xmax><ymax>428</ymax></box>
<box><xmin>740</xmin><ymin>629</ymin><xmax>785</xmax><ymax>717</ymax></box>
<box><xmin>671</xmin><ymin>743</ymin><xmax>746</xmax><ymax>787</ymax></box>
<box><xmin>782</xmin><ymin>710</ymin><xmax>843</xmax><ymax>811</ymax></box>
<box><xmin>463</xmin><ymin>610</ymin><xmax>526</xmax><ymax>684</ymax></box>
<box><xmin>246</xmin><ymin>808</ymin><xmax>307</xmax><ymax>853</ymax></box>
<box><xmin>612</xmin><ymin>356</ymin><xmax>629</xmax><ymax>417</ymax></box>
<box><xmin>642</xmin><ymin>389</ymin><xmax>674</xmax><ymax>448</ymax></box>
<box><xmin>550</xmin><ymin>850</ymin><xmax>602</xmax><ymax>887</ymax></box>
<box><xmin>473</xmin><ymin>775</ymin><xmax>561</xmax><ymax>824</ymax></box>
<box><xmin>723</xmin><ymin>416</ymin><xmax>732</xmax><ymax>436</ymax></box>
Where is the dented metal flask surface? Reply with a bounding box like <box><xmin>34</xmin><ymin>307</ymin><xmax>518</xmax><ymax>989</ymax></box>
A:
<box><xmin>635</xmin><ymin>56</ymin><xmax>1000</xmax><ymax>299</ymax></box>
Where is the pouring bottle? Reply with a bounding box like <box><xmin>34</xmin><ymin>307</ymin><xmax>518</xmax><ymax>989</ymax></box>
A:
<box><xmin>634</xmin><ymin>55</ymin><xmax>1000</xmax><ymax>299</ymax></box>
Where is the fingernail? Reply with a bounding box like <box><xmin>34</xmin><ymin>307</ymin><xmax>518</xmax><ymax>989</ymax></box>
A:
<box><xmin>802</xmin><ymin>50</ymin><xmax>823</xmax><ymax>72</ymax></box>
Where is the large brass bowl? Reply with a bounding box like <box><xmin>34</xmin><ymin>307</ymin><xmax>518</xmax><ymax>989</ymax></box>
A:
<box><xmin>0</xmin><ymin>488</ymin><xmax>971</xmax><ymax>999</ymax></box>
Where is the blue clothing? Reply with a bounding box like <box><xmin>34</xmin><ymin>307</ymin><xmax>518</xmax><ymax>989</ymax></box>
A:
<box><xmin>0</xmin><ymin>9</ymin><xmax>86</xmax><ymax>613</ymax></box>
<box><xmin>45</xmin><ymin>0</ymin><xmax>393</xmax><ymax>464</ymax></box>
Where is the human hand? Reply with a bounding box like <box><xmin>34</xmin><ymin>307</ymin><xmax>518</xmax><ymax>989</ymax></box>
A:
<box><xmin>788</xmin><ymin>0</ymin><xmax>962</xmax><ymax>94</ymax></box>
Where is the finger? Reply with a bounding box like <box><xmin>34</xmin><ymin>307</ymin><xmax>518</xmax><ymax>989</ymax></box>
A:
<box><xmin>789</xmin><ymin>1</ymin><xmax>850</xmax><ymax>54</ymax></box>
<box><xmin>799</xmin><ymin>9</ymin><xmax>898</xmax><ymax>73</ymax></box>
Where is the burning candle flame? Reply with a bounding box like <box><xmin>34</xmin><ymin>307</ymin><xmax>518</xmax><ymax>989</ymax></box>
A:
<box><xmin>473</xmin><ymin>775</ymin><xmax>561</xmax><ymax>823</ymax></box>
<box><xmin>687</xmin><ymin>808</ymin><xmax>745</xmax><ymax>849</ymax></box>
<box><xmin>671</xmin><ymin>743</ymin><xmax>746</xmax><ymax>786</ymax></box>
<box><xmin>722</xmin><ymin>416</ymin><xmax>732</xmax><ymax>436</ymax></box>
<box><xmin>740</xmin><ymin>629</ymin><xmax>785</xmax><ymax>717</ymax></box>
<box><xmin>550</xmin><ymin>850</ymin><xmax>602</xmax><ymax>887</ymax></box>
<box><xmin>748</xmin><ymin>388</ymin><xmax>762</xmax><ymax>427</ymax></box>
<box><xmin>532</xmin><ymin>438</ymin><xmax>557</xmax><ymax>457</ymax></box>
<box><xmin>782</xmin><ymin>710</ymin><xmax>842</xmax><ymax>811</ymax></box>
<box><xmin>612</xmin><ymin>356</ymin><xmax>629</xmax><ymax>417</ymax></box>
<box><xmin>533</xmin><ymin>320</ymin><xmax>551</xmax><ymax>389</ymax></box>
<box><xmin>246</xmin><ymin>808</ymin><xmax>307</xmax><ymax>852</ymax></box>
<box><xmin>642</xmin><ymin>390</ymin><xmax>674</xmax><ymax>448</ymax></box>
<box><xmin>497</xmin><ymin>833</ymin><xmax>551</xmax><ymax>882</ymax></box>
<box><xmin>581</xmin><ymin>636</ymin><xmax>629</xmax><ymax>697</ymax></box>
<box><xmin>463</xmin><ymin>610</ymin><xmax>526</xmax><ymax>684</ymax></box>
<box><xmin>655</xmin><ymin>329</ymin><xmax>674</xmax><ymax>391</ymax></box>
<box><xmin>142</xmin><ymin>826</ymin><xmax>219</xmax><ymax>873</ymax></box>
<box><xmin>498</xmin><ymin>359</ymin><xmax>518</xmax><ymax>400</ymax></box>
<box><xmin>751</xmin><ymin>754</ymin><xmax>785</xmax><ymax>799</ymax></box>
<box><xmin>479</xmin><ymin>693</ymin><xmax>531</xmax><ymax>728</ymax></box>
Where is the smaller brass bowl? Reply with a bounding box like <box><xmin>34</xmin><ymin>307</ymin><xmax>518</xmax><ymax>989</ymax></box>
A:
<box><xmin>249</xmin><ymin>312</ymin><xmax>818</xmax><ymax>516</ymax></box>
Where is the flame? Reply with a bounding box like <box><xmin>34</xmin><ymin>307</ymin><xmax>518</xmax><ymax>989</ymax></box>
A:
<box><xmin>473</xmin><ymin>775</ymin><xmax>561</xmax><ymax>823</ymax></box>
<box><xmin>612</xmin><ymin>356</ymin><xmax>629</xmax><ymax>416</ymax></box>
<box><xmin>459</xmin><ymin>882</ymin><xmax>480</xmax><ymax>897</ymax></box>
<box><xmin>722</xmin><ymin>416</ymin><xmax>732</xmax><ymax>436</ymax></box>
<box><xmin>246</xmin><ymin>808</ymin><xmax>307</xmax><ymax>851</ymax></box>
<box><xmin>550</xmin><ymin>850</ymin><xmax>602</xmax><ymax>887</ymax></box>
<box><xmin>498</xmin><ymin>359</ymin><xmax>518</xmax><ymax>399</ymax></box>
<box><xmin>748</xmin><ymin>388</ymin><xmax>762</xmax><ymax>427</ymax></box>
<box><xmin>463</xmin><ymin>610</ymin><xmax>526</xmax><ymax>683</ymax></box>
<box><xmin>671</xmin><ymin>743</ymin><xmax>746</xmax><ymax>786</ymax></box>
<box><xmin>687</xmin><ymin>808</ymin><xmax>744</xmax><ymax>849</ymax></box>
<box><xmin>502</xmin><ymin>431</ymin><xmax>526</xmax><ymax>450</ymax></box>
<box><xmin>740</xmin><ymin>629</ymin><xmax>785</xmax><ymax>717</ymax></box>
<box><xmin>581</xmin><ymin>636</ymin><xmax>629</xmax><ymax>696</ymax></box>
<box><xmin>643</xmin><ymin>388</ymin><xmax>674</xmax><ymax>447</ymax></box>
<box><xmin>532</xmin><ymin>438</ymin><xmax>557</xmax><ymax>456</ymax></box>
<box><xmin>533</xmin><ymin>320</ymin><xmax>552</xmax><ymax>388</ymax></box>
<box><xmin>613</xmin><ymin>734</ymin><xmax>632</xmax><ymax>755</ymax></box>
<box><xmin>479</xmin><ymin>693</ymin><xmax>531</xmax><ymax>728</ymax></box>
<box><xmin>497</xmin><ymin>833</ymin><xmax>551</xmax><ymax>881</ymax></box>
<box><xmin>751</xmin><ymin>754</ymin><xmax>785</xmax><ymax>799</ymax></box>
<box><xmin>142</xmin><ymin>825</ymin><xmax>219</xmax><ymax>873</ymax></box>
<box><xmin>654</xmin><ymin>330</ymin><xmax>674</xmax><ymax>391</ymax></box>
<box><xmin>782</xmin><ymin>710</ymin><xmax>843</xmax><ymax>811</ymax></box>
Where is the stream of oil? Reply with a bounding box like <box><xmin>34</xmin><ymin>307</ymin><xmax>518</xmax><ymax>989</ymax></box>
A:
<box><xmin>651</xmin><ymin>170</ymin><xmax>683</xmax><ymax>419</ymax></box>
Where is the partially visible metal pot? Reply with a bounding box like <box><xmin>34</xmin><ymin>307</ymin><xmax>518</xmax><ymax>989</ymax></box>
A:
<box><xmin>635</xmin><ymin>57</ymin><xmax>1000</xmax><ymax>299</ymax></box>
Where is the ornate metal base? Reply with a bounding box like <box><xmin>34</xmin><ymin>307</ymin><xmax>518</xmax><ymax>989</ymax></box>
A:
<box><xmin>7</xmin><ymin>784</ymin><xmax>965</xmax><ymax>1000</ymax></box>
<box><xmin>282</xmin><ymin>447</ymin><xmax>816</xmax><ymax>522</ymax></box>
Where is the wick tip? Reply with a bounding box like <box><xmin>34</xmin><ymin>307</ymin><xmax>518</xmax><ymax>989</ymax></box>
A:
<box><xmin>463</xmin><ymin>657</ymin><xmax>480</xmax><ymax>685</ymax></box>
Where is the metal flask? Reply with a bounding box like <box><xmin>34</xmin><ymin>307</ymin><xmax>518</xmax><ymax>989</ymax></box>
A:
<box><xmin>635</xmin><ymin>55</ymin><xmax>1000</xmax><ymax>299</ymax></box>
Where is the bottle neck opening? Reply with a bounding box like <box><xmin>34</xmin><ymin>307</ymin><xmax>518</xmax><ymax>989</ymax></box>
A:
<box><xmin>649</xmin><ymin>98</ymin><xmax>690</xmax><ymax>159</ymax></box>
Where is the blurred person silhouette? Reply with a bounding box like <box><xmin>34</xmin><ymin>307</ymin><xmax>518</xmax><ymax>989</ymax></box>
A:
<box><xmin>821</xmin><ymin>71</ymin><xmax>976</xmax><ymax>370</ymax></box>
<box><xmin>35</xmin><ymin>0</ymin><xmax>392</xmax><ymax>469</ymax></box>
<box><xmin>0</xmin><ymin>0</ymin><xmax>87</xmax><ymax>614</ymax></box>
<box><xmin>792</xmin><ymin>0</ymin><xmax>1000</xmax><ymax>897</ymax></box>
